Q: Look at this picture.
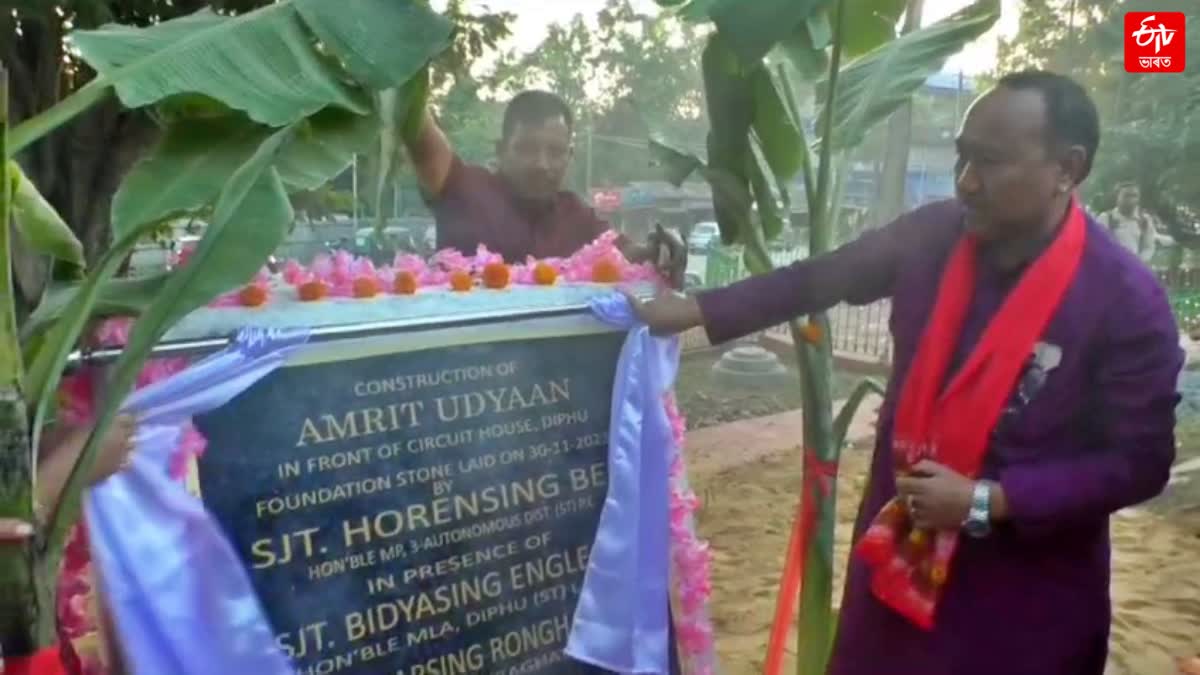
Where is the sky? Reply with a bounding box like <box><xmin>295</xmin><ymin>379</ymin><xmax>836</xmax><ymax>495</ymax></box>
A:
<box><xmin>431</xmin><ymin>0</ymin><xmax>1022</xmax><ymax>75</ymax></box>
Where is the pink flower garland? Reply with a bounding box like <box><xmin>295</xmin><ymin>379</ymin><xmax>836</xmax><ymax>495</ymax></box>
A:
<box><xmin>206</xmin><ymin>233</ymin><xmax>658</xmax><ymax>307</ymax></box>
<box><xmin>665</xmin><ymin>393</ymin><xmax>718</xmax><ymax>674</ymax></box>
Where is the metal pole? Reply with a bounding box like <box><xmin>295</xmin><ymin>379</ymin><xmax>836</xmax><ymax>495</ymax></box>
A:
<box><xmin>351</xmin><ymin>154</ymin><xmax>359</xmax><ymax>226</ymax></box>
<box><xmin>585</xmin><ymin>105</ymin><xmax>594</xmax><ymax>197</ymax></box>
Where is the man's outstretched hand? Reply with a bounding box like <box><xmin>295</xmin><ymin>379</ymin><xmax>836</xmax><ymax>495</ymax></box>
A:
<box><xmin>622</xmin><ymin>224</ymin><xmax>687</xmax><ymax>289</ymax></box>
<box><xmin>0</xmin><ymin>518</ymin><xmax>34</xmax><ymax>542</ymax></box>
<box><xmin>621</xmin><ymin>287</ymin><xmax>705</xmax><ymax>336</ymax></box>
<box><xmin>647</xmin><ymin>224</ymin><xmax>687</xmax><ymax>289</ymax></box>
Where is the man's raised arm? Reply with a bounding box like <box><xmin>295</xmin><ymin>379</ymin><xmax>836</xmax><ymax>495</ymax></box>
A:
<box><xmin>405</xmin><ymin>107</ymin><xmax>456</xmax><ymax>198</ymax></box>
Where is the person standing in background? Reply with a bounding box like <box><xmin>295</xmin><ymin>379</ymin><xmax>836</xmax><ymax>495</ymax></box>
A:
<box><xmin>1101</xmin><ymin>182</ymin><xmax>1157</xmax><ymax>262</ymax></box>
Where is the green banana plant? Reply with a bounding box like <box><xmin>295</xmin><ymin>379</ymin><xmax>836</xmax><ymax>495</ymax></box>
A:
<box><xmin>649</xmin><ymin>0</ymin><xmax>999</xmax><ymax>672</ymax></box>
<box><xmin>0</xmin><ymin>0</ymin><xmax>454</xmax><ymax>657</ymax></box>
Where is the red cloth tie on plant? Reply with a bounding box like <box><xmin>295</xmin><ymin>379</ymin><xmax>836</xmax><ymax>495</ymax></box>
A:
<box><xmin>4</xmin><ymin>646</ymin><xmax>68</xmax><ymax>675</ymax></box>
<box><xmin>853</xmin><ymin>199</ymin><xmax>1087</xmax><ymax>629</ymax></box>
<box><xmin>763</xmin><ymin>450</ymin><xmax>838</xmax><ymax>675</ymax></box>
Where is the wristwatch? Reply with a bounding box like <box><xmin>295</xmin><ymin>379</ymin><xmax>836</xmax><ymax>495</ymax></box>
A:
<box><xmin>962</xmin><ymin>482</ymin><xmax>992</xmax><ymax>538</ymax></box>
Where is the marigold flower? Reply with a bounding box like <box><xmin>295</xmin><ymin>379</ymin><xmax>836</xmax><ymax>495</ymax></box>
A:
<box><xmin>450</xmin><ymin>270</ymin><xmax>474</xmax><ymax>292</ymax></box>
<box><xmin>908</xmin><ymin>529</ymin><xmax>928</xmax><ymax>548</ymax></box>
<box><xmin>482</xmin><ymin>262</ymin><xmax>511</xmax><ymax>289</ymax></box>
<box><xmin>592</xmin><ymin>258</ymin><xmax>622</xmax><ymax>283</ymax></box>
<box><xmin>533</xmin><ymin>262</ymin><xmax>558</xmax><ymax>285</ymax></box>
<box><xmin>238</xmin><ymin>285</ymin><xmax>268</xmax><ymax>307</ymax></box>
<box><xmin>353</xmin><ymin>276</ymin><xmax>380</xmax><ymax>298</ymax></box>
<box><xmin>298</xmin><ymin>280</ymin><xmax>328</xmax><ymax>302</ymax></box>
<box><xmin>930</xmin><ymin>563</ymin><xmax>948</xmax><ymax>586</ymax></box>
<box><xmin>800</xmin><ymin>321</ymin><xmax>823</xmax><ymax>344</ymax></box>
<box><xmin>394</xmin><ymin>270</ymin><xmax>419</xmax><ymax>295</ymax></box>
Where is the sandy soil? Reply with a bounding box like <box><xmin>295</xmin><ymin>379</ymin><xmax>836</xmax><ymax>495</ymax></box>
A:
<box><xmin>687</xmin><ymin>442</ymin><xmax>1200</xmax><ymax>675</ymax></box>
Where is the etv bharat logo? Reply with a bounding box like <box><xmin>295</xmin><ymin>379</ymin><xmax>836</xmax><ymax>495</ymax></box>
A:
<box><xmin>1125</xmin><ymin>12</ymin><xmax>1186</xmax><ymax>73</ymax></box>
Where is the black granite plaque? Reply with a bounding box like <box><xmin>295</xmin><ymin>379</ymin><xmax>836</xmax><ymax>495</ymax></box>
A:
<box><xmin>196</xmin><ymin>329</ymin><xmax>672</xmax><ymax>674</ymax></box>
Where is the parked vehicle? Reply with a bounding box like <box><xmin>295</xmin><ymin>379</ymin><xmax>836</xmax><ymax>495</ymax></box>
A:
<box><xmin>688</xmin><ymin>222</ymin><xmax>720</xmax><ymax>252</ymax></box>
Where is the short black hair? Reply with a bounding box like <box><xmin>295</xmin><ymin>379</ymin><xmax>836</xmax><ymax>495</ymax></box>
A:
<box><xmin>996</xmin><ymin>70</ymin><xmax>1100</xmax><ymax>180</ymax></box>
<box><xmin>502</xmin><ymin>90</ymin><xmax>573</xmax><ymax>142</ymax></box>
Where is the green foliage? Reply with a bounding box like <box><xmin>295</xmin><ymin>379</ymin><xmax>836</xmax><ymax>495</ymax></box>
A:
<box><xmin>840</xmin><ymin>0</ymin><xmax>906</xmax><ymax>57</ymax></box>
<box><xmin>0</xmin><ymin>72</ymin><xmax>17</xmax><ymax>391</ymax></box>
<box><xmin>1</xmin><ymin>0</ymin><xmax>456</xmax><ymax>652</ymax></box>
<box><xmin>997</xmin><ymin>0</ymin><xmax>1200</xmax><ymax>238</ymax></box>
<box><xmin>821</xmin><ymin>0</ymin><xmax>1001</xmax><ymax>151</ymax></box>
<box><xmin>489</xmin><ymin>0</ymin><xmax>709</xmax><ymax>191</ymax></box>
<box><xmin>7</xmin><ymin>163</ymin><xmax>85</xmax><ymax>269</ymax></box>
<box><xmin>41</xmin><ymin>126</ymin><xmax>297</xmax><ymax>556</ymax></box>
<box><xmin>11</xmin><ymin>0</ymin><xmax>453</xmax><ymax>154</ymax></box>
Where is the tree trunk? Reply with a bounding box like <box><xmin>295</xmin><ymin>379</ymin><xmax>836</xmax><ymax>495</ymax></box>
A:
<box><xmin>0</xmin><ymin>392</ymin><xmax>56</xmax><ymax>658</ymax></box>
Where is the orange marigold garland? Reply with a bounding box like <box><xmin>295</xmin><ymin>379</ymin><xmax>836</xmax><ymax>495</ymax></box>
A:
<box><xmin>533</xmin><ymin>262</ymin><xmax>558</xmax><ymax>286</ymax></box>
<box><xmin>298</xmin><ymin>280</ymin><xmax>329</xmax><ymax>302</ymax></box>
<box><xmin>591</xmin><ymin>257</ymin><xmax>622</xmax><ymax>284</ymax></box>
<box><xmin>482</xmin><ymin>262</ymin><xmax>512</xmax><ymax>289</ymax></box>
<box><xmin>238</xmin><ymin>285</ymin><xmax>268</xmax><ymax>307</ymax></box>
<box><xmin>449</xmin><ymin>270</ymin><xmax>474</xmax><ymax>292</ymax></box>
<box><xmin>394</xmin><ymin>271</ymin><xmax>419</xmax><ymax>295</ymax></box>
<box><xmin>353</xmin><ymin>276</ymin><xmax>380</xmax><ymax>298</ymax></box>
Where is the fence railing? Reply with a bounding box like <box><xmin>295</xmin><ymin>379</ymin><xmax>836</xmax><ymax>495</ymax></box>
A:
<box><xmin>697</xmin><ymin>248</ymin><xmax>1200</xmax><ymax>363</ymax></box>
<box><xmin>700</xmin><ymin>246</ymin><xmax>893</xmax><ymax>364</ymax></box>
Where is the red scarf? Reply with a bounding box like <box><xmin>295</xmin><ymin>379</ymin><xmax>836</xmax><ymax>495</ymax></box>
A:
<box><xmin>3</xmin><ymin>646</ymin><xmax>68</xmax><ymax>675</ymax></box>
<box><xmin>854</xmin><ymin>200</ymin><xmax>1087</xmax><ymax>629</ymax></box>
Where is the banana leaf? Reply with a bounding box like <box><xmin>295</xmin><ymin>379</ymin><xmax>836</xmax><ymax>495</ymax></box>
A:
<box><xmin>112</xmin><ymin>105</ymin><xmax>378</xmax><ymax>236</ymax></box>
<box><xmin>709</xmin><ymin>0</ymin><xmax>826</xmax><ymax>65</ymax></box>
<box><xmin>10</xmin><ymin>0</ymin><xmax>453</xmax><ymax>155</ymax></box>
<box><xmin>817</xmin><ymin>0</ymin><xmax>1000</xmax><ymax>150</ymax></box>
<box><xmin>841</xmin><ymin>0</ymin><xmax>907</xmax><ymax>58</ymax></box>
<box><xmin>42</xmin><ymin>125</ymin><xmax>298</xmax><ymax>555</ymax></box>
<box><xmin>7</xmin><ymin>162</ymin><xmax>85</xmax><ymax>268</ymax></box>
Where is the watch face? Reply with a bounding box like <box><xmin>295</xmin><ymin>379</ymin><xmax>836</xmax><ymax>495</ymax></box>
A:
<box><xmin>964</xmin><ymin>516</ymin><xmax>990</xmax><ymax>538</ymax></box>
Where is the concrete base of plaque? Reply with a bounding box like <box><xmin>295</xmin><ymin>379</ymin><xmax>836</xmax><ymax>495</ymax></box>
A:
<box><xmin>710</xmin><ymin>345</ymin><xmax>790</xmax><ymax>387</ymax></box>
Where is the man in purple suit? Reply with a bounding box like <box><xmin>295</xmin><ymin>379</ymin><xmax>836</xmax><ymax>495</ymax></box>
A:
<box><xmin>628</xmin><ymin>71</ymin><xmax>1182</xmax><ymax>674</ymax></box>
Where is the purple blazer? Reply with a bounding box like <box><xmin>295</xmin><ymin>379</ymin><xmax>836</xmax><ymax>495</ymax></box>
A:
<box><xmin>697</xmin><ymin>199</ymin><xmax>1183</xmax><ymax>675</ymax></box>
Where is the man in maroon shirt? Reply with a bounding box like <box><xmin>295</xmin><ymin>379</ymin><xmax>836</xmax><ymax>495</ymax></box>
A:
<box><xmin>405</xmin><ymin>89</ymin><xmax>684</xmax><ymax>284</ymax></box>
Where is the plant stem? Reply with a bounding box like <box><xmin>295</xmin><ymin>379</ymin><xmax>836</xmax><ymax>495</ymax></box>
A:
<box><xmin>0</xmin><ymin>66</ymin><xmax>19</xmax><ymax>388</ymax></box>
<box><xmin>813</xmin><ymin>0</ymin><xmax>848</xmax><ymax>256</ymax></box>
<box><xmin>776</xmin><ymin>65</ymin><xmax>816</xmax><ymax>211</ymax></box>
<box><xmin>0</xmin><ymin>64</ymin><xmax>55</xmax><ymax>657</ymax></box>
<box><xmin>792</xmin><ymin>2</ymin><xmax>847</xmax><ymax>673</ymax></box>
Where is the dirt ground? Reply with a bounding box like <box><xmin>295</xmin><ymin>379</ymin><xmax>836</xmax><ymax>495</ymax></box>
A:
<box><xmin>674</xmin><ymin>349</ymin><xmax>1200</xmax><ymax>675</ymax></box>
<box><xmin>675</xmin><ymin>347</ymin><xmax>860</xmax><ymax>430</ymax></box>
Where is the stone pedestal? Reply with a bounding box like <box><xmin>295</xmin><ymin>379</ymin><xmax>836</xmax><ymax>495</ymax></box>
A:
<box><xmin>711</xmin><ymin>345</ymin><xmax>791</xmax><ymax>388</ymax></box>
